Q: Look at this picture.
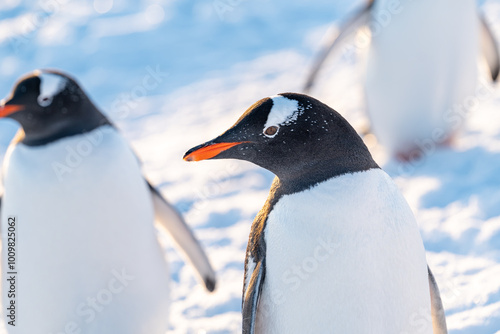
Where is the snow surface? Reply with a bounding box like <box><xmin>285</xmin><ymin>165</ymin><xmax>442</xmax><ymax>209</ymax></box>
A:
<box><xmin>1</xmin><ymin>0</ymin><xmax>500</xmax><ymax>333</ymax></box>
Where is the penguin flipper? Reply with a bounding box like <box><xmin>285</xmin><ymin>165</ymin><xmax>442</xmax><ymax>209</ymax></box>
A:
<box><xmin>480</xmin><ymin>14</ymin><xmax>500</xmax><ymax>81</ymax></box>
<box><xmin>242</xmin><ymin>259</ymin><xmax>265</xmax><ymax>334</ymax></box>
<box><xmin>303</xmin><ymin>0</ymin><xmax>374</xmax><ymax>93</ymax></box>
<box><xmin>148</xmin><ymin>182</ymin><xmax>216</xmax><ymax>292</ymax></box>
<box><xmin>428</xmin><ymin>266</ymin><xmax>448</xmax><ymax>334</ymax></box>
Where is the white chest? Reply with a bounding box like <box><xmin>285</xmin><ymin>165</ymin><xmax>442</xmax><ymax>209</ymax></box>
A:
<box><xmin>1</xmin><ymin>127</ymin><xmax>154</xmax><ymax>246</ymax></box>
<box><xmin>257</xmin><ymin>169</ymin><xmax>432</xmax><ymax>333</ymax></box>
<box><xmin>1</xmin><ymin>127</ymin><xmax>170</xmax><ymax>334</ymax></box>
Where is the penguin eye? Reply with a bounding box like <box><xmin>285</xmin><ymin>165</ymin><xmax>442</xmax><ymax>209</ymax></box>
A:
<box><xmin>263</xmin><ymin>125</ymin><xmax>279</xmax><ymax>138</ymax></box>
<box><xmin>37</xmin><ymin>95</ymin><xmax>53</xmax><ymax>107</ymax></box>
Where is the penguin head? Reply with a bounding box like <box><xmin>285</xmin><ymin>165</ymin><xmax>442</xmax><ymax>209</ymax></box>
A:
<box><xmin>0</xmin><ymin>69</ymin><xmax>109</xmax><ymax>146</ymax></box>
<box><xmin>184</xmin><ymin>93</ymin><xmax>377</xmax><ymax>182</ymax></box>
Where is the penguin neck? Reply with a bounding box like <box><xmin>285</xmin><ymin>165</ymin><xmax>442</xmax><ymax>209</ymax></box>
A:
<box><xmin>272</xmin><ymin>153</ymin><xmax>380</xmax><ymax>196</ymax></box>
<box><xmin>20</xmin><ymin>101</ymin><xmax>111</xmax><ymax>147</ymax></box>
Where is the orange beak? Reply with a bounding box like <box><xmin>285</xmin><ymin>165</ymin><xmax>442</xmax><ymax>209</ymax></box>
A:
<box><xmin>183</xmin><ymin>142</ymin><xmax>248</xmax><ymax>162</ymax></box>
<box><xmin>0</xmin><ymin>105</ymin><xmax>24</xmax><ymax>117</ymax></box>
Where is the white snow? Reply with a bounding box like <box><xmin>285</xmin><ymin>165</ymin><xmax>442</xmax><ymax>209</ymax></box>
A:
<box><xmin>1</xmin><ymin>0</ymin><xmax>500</xmax><ymax>333</ymax></box>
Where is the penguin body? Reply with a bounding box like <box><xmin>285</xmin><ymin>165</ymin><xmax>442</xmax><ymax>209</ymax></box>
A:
<box><xmin>255</xmin><ymin>169</ymin><xmax>429</xmax><ymax>333</ymax></box>
<box><xmin>0</xmin><ymin>70</ymin><xmax>216</xmax><ymax>333</ymax></box>
<box><xmin>366</xmin><ymin>0</ymin><xmax>479</xmax><ymax>157</ymax></box>
<box><xmin>184</xmin><ymin>93</ymin><xmax>447</xmax><ymax>333</ymax></box>
<box><xmin>304</xmin><ymin>0</ymin><xmax>499</xmax><ymax>159</ymax></box>
<box><xmin>2</xmin><ymin>126</ymin><xmax>170</xmax><ymax>333</ymax></box>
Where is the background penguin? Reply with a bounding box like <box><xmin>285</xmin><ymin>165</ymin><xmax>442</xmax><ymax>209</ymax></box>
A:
<box><xmin>184</xmin><ymin>93</ymin><xmax>447</xmax><ymax>333</ymax></box>
<box><xmin>0</xmin><ymin>70</ymin><xmax>216</xmax><ymax>333</ymax></box>
<box><xmin>303</xmin><ymin>0</ymin><xmax>500</xmax><ymax>160</ymax></box>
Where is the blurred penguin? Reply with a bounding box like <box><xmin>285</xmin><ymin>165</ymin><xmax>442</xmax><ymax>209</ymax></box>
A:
<box><xmin>304</xmin><ymin>0</ymin><xmax>499</xmax><ymax>160</ymax></box>
<box><xmin>0</xmin><ymin>70</ymin><xmax>216</xmax><ymax>334</ymax></box>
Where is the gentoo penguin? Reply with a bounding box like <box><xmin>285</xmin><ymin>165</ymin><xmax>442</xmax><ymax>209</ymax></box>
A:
<box><xmin>184</xmin><ymin>93</ymin><xmax>447</xmax><ymax>333</ymax></box>
<box><xmin>0</xmin><ymin>70</ymin><xmax>215</xmax><ymax>334</ymax></box>
<box><xmin>304</xmin><ymin>0</ymin><xmax>500</xmax><ymax>160</ymax></box>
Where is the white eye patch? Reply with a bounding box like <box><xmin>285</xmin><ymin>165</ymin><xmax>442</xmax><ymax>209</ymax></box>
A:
<box><xmin>37</xmin><ymin>72</ymin><xmax>68</xmax><ymax>107</ymax></box>
<box><xmin>263</xmin><ymin>95</ymin><xmax>300</xmax><ymax>137</ymax></box>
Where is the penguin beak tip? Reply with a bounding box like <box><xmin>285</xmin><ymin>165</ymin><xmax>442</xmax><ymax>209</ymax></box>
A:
<box><xmin>0</xmin><ymin>104</ymin><xmax>24</xmax><ymax>118</ymax></box>
<box><xmin>183</xmin><ymin>141</ymin><xmax>249</xmax><ymax>162</ymax></box>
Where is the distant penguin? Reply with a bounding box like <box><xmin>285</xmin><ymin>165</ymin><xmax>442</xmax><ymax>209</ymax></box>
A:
<box><xmin>184</xmin><ymin>93</ymin><xmax>447</xmax><ymax>333</ymax></box>
<box><xmin>0</xmin><ymin>70</ymin><xmax>216</xmax><ymax>334</ymax></box>
<box><xmin>304</xmin><ymin>0</ymin><xmax>500</xmax><ymax>160</ymax></box>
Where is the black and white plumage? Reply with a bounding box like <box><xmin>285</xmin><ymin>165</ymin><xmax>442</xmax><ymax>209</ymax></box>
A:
<box><xmin>184</xmin><ymin>93</ymin><xmax>447</xmax><ymax>333</ymax></box>
<box><xmin>0</xmin><ymin>70</ymin><xmax>216</xmax><ymax>333</ymax></box>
